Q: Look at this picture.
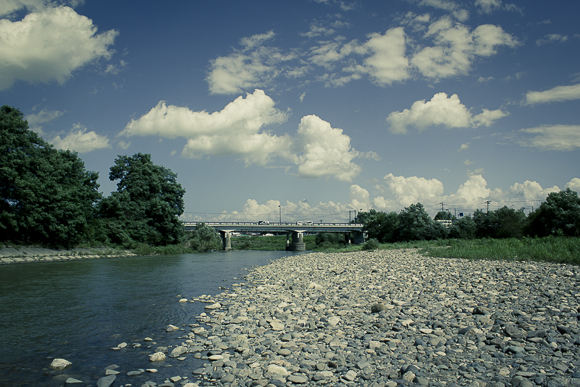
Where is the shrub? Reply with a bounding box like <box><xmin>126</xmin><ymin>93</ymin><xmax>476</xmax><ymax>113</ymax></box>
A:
<box><xmin>362</xmin><ymin>238</ymin><xmax>380</xmax><ymax>250</ymax></box>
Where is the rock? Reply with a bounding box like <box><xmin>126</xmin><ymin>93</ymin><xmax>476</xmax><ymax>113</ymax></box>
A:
<box><xmin>288</xmin><ymin>375</ymin><xmax>308</xmax><ymax>384</ymax></box>
<box><xmin>96</xmin><ymin>375</ymin><xmax>115</xmax><ymax>387</ymax></box>
<box><xmin>170</xmin><ymin>346</ymin><xmax>188</xmax><ymax>357</ymax></box>
<box><xmin>149</xmin><ymin>352</ymin><xmax>166</xmax><ymax>362</ymax></box>
<box><xmin>204</xmin><ymin>302</ymin><xmax>221</xmax><ymax>310</ymax></box>
<box><xmin>270</xmin><ymin>321</ymin><xmax>284</xmax><ymax>331</ymax></box>
<box><xmin>65</xmin><ymin>378</ymin><xmax>83</xmax><ymax>384</ymax></box>
<box><xmin>370</xmin><ymin>303</ymin><xmax>386</xmax><ymax>313</ymax></box>
<box><xmin>50</xmin><ymin>358</ymin><xmax>72</xmax><ymax>370</ymax></box>
<box><xmin>267</xmin><ymin>364</ymin><xmax>290</xmax><ymax>376</ymax></box>
<box><xmin>344</xmin><ymin>370</ymin><xmax>357</xmax><ymax>381</ymax></box>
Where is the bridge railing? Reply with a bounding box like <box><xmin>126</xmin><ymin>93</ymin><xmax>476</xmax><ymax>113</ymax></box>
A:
<box><xmin>183</xmin><ymin>222</ymin><xmax>363</xmax><ymax>227</ymax></box>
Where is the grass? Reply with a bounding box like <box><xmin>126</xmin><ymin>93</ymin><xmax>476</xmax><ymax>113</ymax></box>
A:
<box><xmin>420</xmin><ymin>237</ymin><xmax>580</xmax><ymax>265</ymax></box>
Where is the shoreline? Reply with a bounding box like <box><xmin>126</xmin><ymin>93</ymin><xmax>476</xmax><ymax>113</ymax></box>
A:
<box><xmin>174</xmin><ymin>248</ymin><xmax>580</xmax><ymax>386</ymax></box>
<box><xmin>0</xmin><ymin>246</ymin><xmax>137</xmax><ymax>264</ymax></box>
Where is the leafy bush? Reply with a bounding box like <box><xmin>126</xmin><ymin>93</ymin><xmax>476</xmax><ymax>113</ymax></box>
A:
<box><xmin>362</xmin><ymin>238</ymin><xmax>380</xmax><ymax>250</ymax></box>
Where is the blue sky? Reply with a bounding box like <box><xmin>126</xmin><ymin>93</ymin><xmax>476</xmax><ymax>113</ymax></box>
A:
<box><xmin>2</xmin><ymin>0</ymin><xmax>579</xmax><ymax>223</ymax></box>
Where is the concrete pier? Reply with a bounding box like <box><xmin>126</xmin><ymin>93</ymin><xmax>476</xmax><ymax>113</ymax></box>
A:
<box><xmin>286</xmin><ymin>231</ymin><xmax>305</xmax><ymax>251</ymax></box>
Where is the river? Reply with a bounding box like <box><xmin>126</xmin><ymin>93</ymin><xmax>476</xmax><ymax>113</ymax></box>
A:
<box><xmin>0</xmin><ymin>250</ymin><xmax>305</xmax><ymax>386</ymax></box>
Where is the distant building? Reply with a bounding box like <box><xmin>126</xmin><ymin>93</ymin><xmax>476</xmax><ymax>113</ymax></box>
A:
<box><xmin>436</xmin><ymin>219</ymin><xmax>453</xmax><ymax>228</ymax></box>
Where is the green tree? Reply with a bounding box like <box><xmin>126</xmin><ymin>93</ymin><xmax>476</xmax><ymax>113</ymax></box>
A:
<box><xmin>0</xmin><ymin>106</ymin><xmax>101</xmax><ymax>246</ymax></box>
<box><xmin>527</xmin><ymin>188</ymin><xmax>580</xmax><ymax>237</ymax></box>
<box><xmin>434</xmin><ymin>211</ymin><xmax>455</xmax><ymax>221</ymax></box>
<box><xmin>361</xmin><ymin>210</ymin><xmax>400</xmax><ymax>243</ymax></box>
<box><xmin>474</xmin><ymin>207</ymin><xmax>527</xmax><ymax>239</ymax></box>
<box><xmin>315</xmin><ymin>232</ymin><xmax>347</xmax><ymax>248</ymax></box>
<box><xmin>188</xmin><ymin>223</ymin><xmax>222</xmax><ymax>252</ymax></box>
<box><xmin>449</xmin><ymin>215</ymin><xmax>477</xmax><ymax>239</ymax></box>
<box><xmin>397</xmin><ymin>203</ymin><xmax>446</xmax><ymax>241</ymax></box>
<box><xmin>98</xmin><ymin>153</ymin><xmax>185</xmax><ymax>246</ymax></box>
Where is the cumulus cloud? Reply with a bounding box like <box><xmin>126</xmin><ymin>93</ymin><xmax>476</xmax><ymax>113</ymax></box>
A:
<box><xmin>524</xmin><ymin>83</ymin><xmax>580</xmax><ymax>105</ymax></box>
<box><xmin>517</xmin><ymin>125</ymin><xmax>580</xmax><ymax>151</ymax></box>
<box><xmin>292</xmin><ymin>115</ymin><xmax>362</xmax><ymax>182</ymax></box>
<box><xmin>386</xmin><ymin>92</ymin><xmax>508</xmax><ymax>134</ymax></box>
<box><xmin>411</xmin><ymin>17</ymin><xmax>519</xmax><ymax>80</ymax></box>
<box><xmin>122</xmin><ymin>89</ymin><xmax>291</xmax><ymax>165</ymax></box>
<box><xmin>49</xmin><ymin>124</ymin><xmax>110</xmax><ymax>153</ymax></box>
<box><xmin>123</xmin><ymin>91</ymin><xmax>370</xmax><ymax>181</ymax></box>
<box><xmin>0</xmin><ymin>6</ymin><xmax>118</xmax><ymax>90</ymax></box>
<box><xmin>184</xmin><ymin>175</ymin><xmax>580</xmax><ymax>222</ymax></box>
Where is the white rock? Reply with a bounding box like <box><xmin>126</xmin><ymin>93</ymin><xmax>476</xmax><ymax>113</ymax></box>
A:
<box><xmin>179</xmin><ymin>298</ymin><xmax>188</xmax><ymax>302</ymax></box>
<box><xmin>149</xmin><ymin>352</ymin><xmax>166</xmax><ymax>362</ymax></box>
<box><xmin>328</xmin><ymin>316</ymin><xmax>341</xmax><ymax>326</ymax></box>
<box><xmin>50</xmin><ymin>358</ymin><xmax>72</xmax><ymax>370</ymax></box>
<box><xmin>267</xmin><ymin>364</ymin><xmax>290</xmax><ymax>376</ymax></box>
<box><xmin>204</xmin><ymin>302</ymin><xmax>221</xmax><ymax>310</ymax></box>
<box><xmin>270</xmin><ymin>321</ymin><xmax>284</xmax><ymax>331</ymax></box>
<box><xmin>117</xmin><ymin>342</ymin><xmax>127</xmax><ymax>349</ymax></box>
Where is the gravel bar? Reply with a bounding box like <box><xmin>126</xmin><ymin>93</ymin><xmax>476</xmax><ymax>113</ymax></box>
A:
<box><xmin>171</xmin><ymin>248</ymin><xmax>580</xmax><ymax>387</ymax></box>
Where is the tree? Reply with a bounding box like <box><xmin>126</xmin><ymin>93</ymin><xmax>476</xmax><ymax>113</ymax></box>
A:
<box><xmin>528</xmin><ymin>188</ymin><xmax>580</xmax><ymax>237</ymax></box>
<box><xmin>98</xmin><ymin>153</ymin><xmax>185</xmax><ymax>246</ymax></box>
<box><xmin>449</xmin><ymin>216</ymin><xmax>477</xmax><ymax>239</ymax></box>
<box><xmin>434</xmin><ymin>211</ymin><xmax>455</xmax><ymax>221</ymax></box>
<box><xmin>189</xmin><ymin>223</ymin><xmax>222</xmax><ymax>252</ymax></box>
<box><xmin>397</xmin><ymin>203</ymin><xmax>446</xmax><ymax>241</ymax></box>
<box><xmin>474</xmin><ymin>207</ymin><xmax>527</xmax><ymax>239</ymax></box>
<box><xmin>361</xmin><ymin>210</ymin><xmax>400</xmax><ymax>243</ymax></box>
<box><xmin>0</xmin><ymin>106</ymin><xmax>101</xmax><ymax>246</ymax></box>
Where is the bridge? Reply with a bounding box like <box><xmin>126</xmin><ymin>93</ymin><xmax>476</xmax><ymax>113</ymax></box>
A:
<box><xmin>183</xmin><ymin>222</ymin><xmax>366</xmax><ymax>251</ymax></box>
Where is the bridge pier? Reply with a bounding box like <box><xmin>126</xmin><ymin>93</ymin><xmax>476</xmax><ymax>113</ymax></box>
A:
<box><xmin>220</xmin><ymin>231</ymin><xmax>232</xmax><ymax>251</ymax></box>
<box><xmin>286</xmin><ymin>231</ymin><xmax>305</xmax><ymax>251</ymax></box>
<box><xmin>351</xmin><ymin>231</ymin><xmax>366</xmax><ymax>245</ymax></box>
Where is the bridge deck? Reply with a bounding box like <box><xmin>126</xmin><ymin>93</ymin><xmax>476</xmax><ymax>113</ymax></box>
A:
<box><xmin>183</xmin><ymin>222</ymin><xmax>363</xmax><ymax>233</ymax></box>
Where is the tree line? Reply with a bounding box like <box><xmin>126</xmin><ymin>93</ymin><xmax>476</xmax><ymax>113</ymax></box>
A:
<box><xmin>354</xmin><ymin>189</ymin><xmax>580</xmax><ymax>244</ymax></box>
<box><xmin>1</xmin><ymin>105</ymin><xmax>194</xmax><ymax>248</ymax></box>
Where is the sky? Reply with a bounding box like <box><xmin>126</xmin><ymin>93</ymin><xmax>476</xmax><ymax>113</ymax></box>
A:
<box><xmin>2</xmin><ymin>0</ymin><xmax>580</xmax><ymax>223</ymax></box>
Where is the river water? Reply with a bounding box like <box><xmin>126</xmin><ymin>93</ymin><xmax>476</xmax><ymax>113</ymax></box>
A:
<box><xmin>0</xmin><ymin>250</ymin><xmax>305</xmax><ymax>387</ymax></box>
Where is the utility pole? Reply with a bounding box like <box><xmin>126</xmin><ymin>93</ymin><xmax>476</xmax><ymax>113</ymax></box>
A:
<box><xmin>486</xmin><ymin>200</ymin><xmax>491</xmax><ymax>213</ymax></box>
<box><xmin>349</xmin><ymin>210</ymin><xmax>352</xmax><ymax>223</ymax></box>
<box><xmin>439</xmin><ymin>202</ymin><xmax>444</xmax><ymax>213</ymax></box>
<box><xmin>279</xmin><ymin>205</ymin><xmax>281</xmax><ymax>224</ymax></box>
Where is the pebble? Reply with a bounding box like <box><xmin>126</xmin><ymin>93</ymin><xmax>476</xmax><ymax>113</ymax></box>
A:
<box><xmin>176</xmin><ymin>249</ymin><xmax>580</xmax><ymax>386</ymax></box>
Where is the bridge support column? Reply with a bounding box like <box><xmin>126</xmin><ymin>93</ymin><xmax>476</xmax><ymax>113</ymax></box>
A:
<box><xmin>351</xmin><ymin>231</ymin><xmax>366</xmax><ymax>245</ymax></box>
<box><xmin>286</xmin><ymin>231</ymin><xmax>305</xmax><ymax>251</ymax></box>
<box><xmin>220</xmin><ymin>231</ymin><xmax>232</xmax><ymax>251</ymax></box>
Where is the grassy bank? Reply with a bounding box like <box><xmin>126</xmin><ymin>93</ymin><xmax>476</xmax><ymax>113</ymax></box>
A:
<box><xmin>420</xmin><ymin>237</ymin><xmax>580</xmax><ymax>264</ymax></box>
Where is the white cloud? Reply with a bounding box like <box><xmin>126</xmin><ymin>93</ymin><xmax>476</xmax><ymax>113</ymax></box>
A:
<box><xmin>414</xmin><ymin>0</ymin><xmax>469</xmax><ymax>22</ymax></box>
<box><xmin>292</xmin><ymin>115</ymin><xmax>362</xmax><ymax>182</ymax></box>
<box><xmin>411</xmin><ymin>17</ymin><xmax>519</xmax><ymax>80</ymax></box>
<box><xmin>122</xmin><ymin>89</ymin><xmax>291</xmax><ymax>166</ymax></box>
<box><xmin>355</xmin><ymin>27</ymin><xmax>410</xmax><ymax>85</ymax></box>
<box><xmin>536</xmin><ymin>34</ymin><xmax>568</xmax><ymax>46</ymax></box>
<box><xmin>25</xmin><ymin>108</ymin><xmax>64</xmax><ymax>134</ymax></box>
<box><xmin>123</xmin><ymin>91</ymin><xmax>370</xmax><ymax>181</ymax></box>
<box><xmin>566</xmin><ymin>178</ymin><xmax>580</xmax><ymax>193</ymax></box>
<box><xmin>458</xmin><ymin>142</ymin><xmax>469</xmax><ymax>151</ymax></box>
<box><xmin>386</xmin><ymin>92</ymin><xmax>507</xmax><ymax>134</ymax></box>
<box><xmin>509</xmin><ymin>180</ymin><xmax>559</xmax><ymax>203</ymax></box>
<box><xmin>475</xmin><ymin>0</ymin><xmax>522</xmax><ymax>15</ymax></box>
<box><xmin>184</xmin><ymin>175</ymin><xmax>580</xmax><ymax>222</ymax></box>
<box><xmin>378</xmin><ymin>173</ymin><xmax>445</xmax><ymax>209</ymax></box>
<box><xmin>517</xmin><ymin>125</ymin><xmax>580</xmax><ymax>151</ymax></box>
<box><xmin>206</xmin><ymin>31</ymin><xmax>297</xmax><ymax>95</ymax></box>
<box><xmin>524</xmin><ymin>83</ymin><xmax>580</xmax><ymax>105</ymax></box>
<box><xmin>0</xmin><ymin>6</ymin><xmax>118</xmax><ymax>90</ymax></box>
<box><xmin>49</xmin><ymin>124</ymin><xmax>110</xmax><ymax>153</ymax></box>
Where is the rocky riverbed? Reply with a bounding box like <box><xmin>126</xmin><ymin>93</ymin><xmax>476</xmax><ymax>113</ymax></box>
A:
<box><xmin>157</xmin><ymin>248</ymin><xmax>580</xmax><ymax>387</ymax></box>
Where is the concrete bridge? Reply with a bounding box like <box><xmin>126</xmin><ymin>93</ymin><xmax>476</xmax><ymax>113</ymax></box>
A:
<box><xmin>183</xmin><ymin>222</ymin><xmax>366</xmax><ymax>251</ymax></box>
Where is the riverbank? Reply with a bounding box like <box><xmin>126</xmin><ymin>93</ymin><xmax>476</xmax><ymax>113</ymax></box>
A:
<box><xmin>162</xmin><ymin>248</ymin><xmax>580</xmax><ymax>387</ymax></box>
<box><xmin>0</xmin><ymin>245</ymin><xmax>136</xmax><ymax>264</ymax></box>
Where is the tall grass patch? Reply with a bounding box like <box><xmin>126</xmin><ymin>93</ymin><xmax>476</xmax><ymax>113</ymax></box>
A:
<box><xmin>422</xmin><ymin>237</ymin><xmax>580</xmax><ymax>264</ymax></box>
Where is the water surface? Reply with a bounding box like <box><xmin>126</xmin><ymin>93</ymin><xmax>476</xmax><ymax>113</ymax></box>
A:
<box><xmin>0</xmin><ymin>250</ymin><xmax>302</xmax><ymax>386</ymax></box>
